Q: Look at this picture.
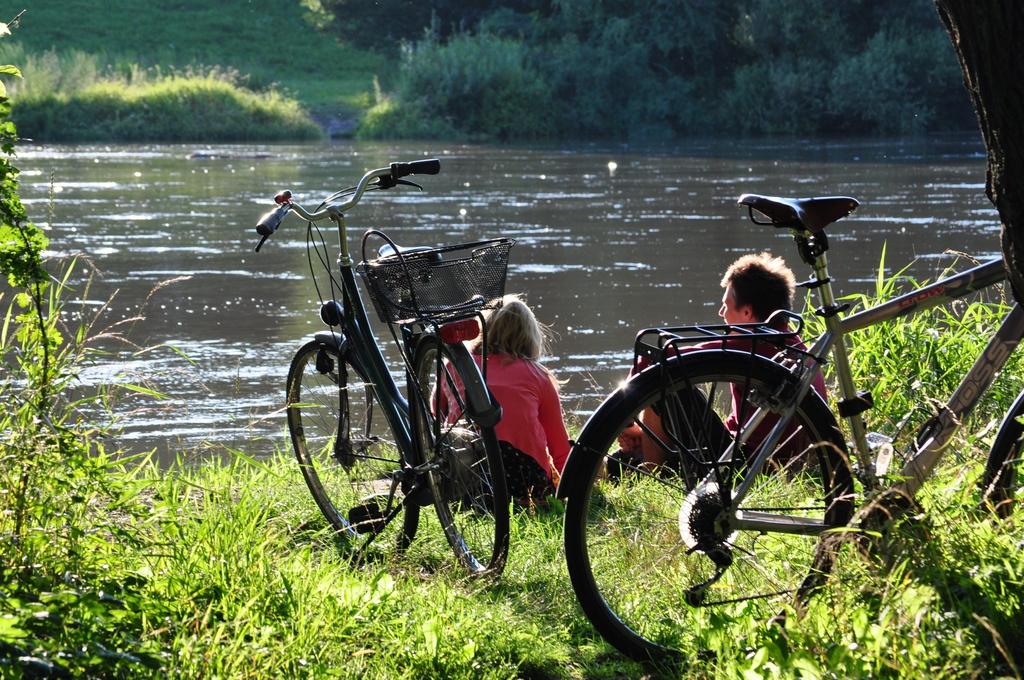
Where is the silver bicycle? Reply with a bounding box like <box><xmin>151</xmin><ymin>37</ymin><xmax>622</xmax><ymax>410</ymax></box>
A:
<box><xmin>558</xmin><ymin>193</ymin><xmax>1023</xmax><ymax>659</ymax></box>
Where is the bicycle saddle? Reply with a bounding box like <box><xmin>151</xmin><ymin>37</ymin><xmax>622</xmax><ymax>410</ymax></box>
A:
<box><xmin>738</xmin><ymin>194</ymin><xmax>859</xmax><ymax>233</ymax></box>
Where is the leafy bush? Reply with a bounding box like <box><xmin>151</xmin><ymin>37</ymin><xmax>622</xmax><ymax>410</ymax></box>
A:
<box><xmin>721</xmin><ymin>57</ymin><xmax>830</xmax><ymax>135</ymax></box>
<box><xmin>362</xmin><ymin>32</ymin><xmax>554</xmax><ymax>141</ymax></box>
<box><xmin>359</xmin><ymin>0</ymin><xmax>974</xmax><ymax>141</ymax></box>
<box><xmin>540</xmin><ymin>31</ymin><xmax>696</xmax><ymax>140</ymax></box>
<box><xmin>829</xmin><ymin>26</ymin><xmax>970</xmax><ymax>134</ymax></box>
<box><xmin>358</xmin><ymin>95</ymin><xmax>459</xmax><ymax>140</ymax></box>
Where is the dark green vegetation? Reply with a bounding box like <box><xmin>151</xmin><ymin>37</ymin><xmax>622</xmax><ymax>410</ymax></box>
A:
<box><xmin>350</xmin><ymin>0</ymin><xmax>976</xmax><ymax>141</ymax></box>
<box><xmin>2</xmin><ymin>0</ymin><xmax>977</xmax><ymax>142</ymax></box>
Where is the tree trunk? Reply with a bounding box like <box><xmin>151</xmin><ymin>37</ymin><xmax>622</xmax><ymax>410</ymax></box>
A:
<box><xmin>934</xmin><ymin>1</ymin><xmax>1024</xmax><ymax>303</ymax></box>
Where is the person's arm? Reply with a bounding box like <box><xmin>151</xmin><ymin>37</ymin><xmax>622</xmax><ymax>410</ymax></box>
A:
<box><xmin>538</xmin><ymin>375</ymin><xmax>571</xmax><ymax>475</ymax></box>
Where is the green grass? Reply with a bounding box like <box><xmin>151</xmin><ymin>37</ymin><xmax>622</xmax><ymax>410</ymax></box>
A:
<box><xmin>3</xmin><ymin>0</ymin><xmax>384</xmax><ymax>112</ymax></box>
<box><xmin>3</xmin><ymin>449</ymin><xmax>1019</xmax><ymax>678</ymax></box>
<box><xmin>3</xmin><ymin>250</ymin><xmax>1023</xmax><ymax>677</ymax></box>
<box><xmin>13</xmin><ymin>75</ymin><xmax>323</xmax><ymax>142</ymax></box>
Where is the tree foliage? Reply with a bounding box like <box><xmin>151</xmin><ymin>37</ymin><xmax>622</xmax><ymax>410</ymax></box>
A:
<box><xmin>349</xmin><ymin>0</ymin><xmax>976</xmax><ymax>140</ymax></box>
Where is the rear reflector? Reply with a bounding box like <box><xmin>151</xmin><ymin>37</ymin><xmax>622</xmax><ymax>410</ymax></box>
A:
<box><xmin>439</xmin><ymin>318</ymin><xmax>480</xmax><ymax>344</ymax></box>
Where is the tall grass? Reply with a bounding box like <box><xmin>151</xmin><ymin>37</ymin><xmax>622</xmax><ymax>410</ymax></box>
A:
<box><xmin>0</xmin><ymin>46</ymin><xmax>323</xmax><ymax>142</ymax></box>
<box><xmin>15</xmin><ymin>77</ymin><xmax>323</xmax><ymax>143</ymax></box>
<box><xmin>804</xmin><ymin>250</ymin><xmax>1024</xmax><ymax>470</ymax></box>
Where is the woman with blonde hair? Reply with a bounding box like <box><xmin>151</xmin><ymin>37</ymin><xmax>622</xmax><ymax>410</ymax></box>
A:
<box><xmin>469</xmin><ymin>294</ymin><xmax>570</xmax><ymax>503</ymax></box>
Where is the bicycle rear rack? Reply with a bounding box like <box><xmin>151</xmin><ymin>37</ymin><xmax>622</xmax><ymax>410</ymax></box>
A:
<box><xmin>632</xmin><ymin>310</ymin><xmax>806</xmax><ymax>372</ymax></box>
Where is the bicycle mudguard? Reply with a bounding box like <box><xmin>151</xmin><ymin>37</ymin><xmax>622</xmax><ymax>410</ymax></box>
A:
<box><xmin>447</xmin><ymin>343</ymin><xmax>502</xmax><ymax>428</ymax></box>
<box><xmin>313</xmin><ymin>330</ymin><xmax>347</xmax><ymax>353</ymax></box>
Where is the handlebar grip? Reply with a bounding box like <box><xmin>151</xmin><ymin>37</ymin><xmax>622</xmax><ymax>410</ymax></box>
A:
<box><xmin>256</xmin><ymin>203</ymin><xmax>292</xmax><ymax>236</ymax></box>
<box><xmin>390</xmin><ymin>159</ymin><xmax>441</xmax><ymax>179</ymax></box>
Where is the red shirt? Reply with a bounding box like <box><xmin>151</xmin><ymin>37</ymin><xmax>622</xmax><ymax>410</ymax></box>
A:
<box><xmin>438</xmin><ymin>353</ymin><xmax>570</xmax><ymax>480</ymax></box>
<box><xmin>474</xmin><ymin>353</ymin><xmax>570</xmax><ymax>479</ymax></box>
<box><xmin>633</xmin><ymin>332</ymin><xmax>827</xmax><ymax>451</ymax></box>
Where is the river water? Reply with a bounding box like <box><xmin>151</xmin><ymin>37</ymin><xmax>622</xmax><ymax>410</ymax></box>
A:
<box><xmin>16</xmin><ymin>137</ymin><xmax>1001</xmax><ymax>459</ymax></box>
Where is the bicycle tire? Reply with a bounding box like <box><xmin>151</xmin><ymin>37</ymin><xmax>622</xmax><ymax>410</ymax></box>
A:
<box><xmin>410</xmin><ymin>334</ymin><xmax>510</xmax><ymax>575</ymax></box>
<box><xmin>286</xmin><ymin>339</ymin><xmax>419</xmax><ymax>546</ymax></box>
<box><xmin>560</xmin><ymin>350</ymin><xmax>854</xmax><ymax>661</ymax></box>
<box><xmin>982</xmin><ymin>386</ymin><xmax>1024</xmax><ymax>517</ymax></box>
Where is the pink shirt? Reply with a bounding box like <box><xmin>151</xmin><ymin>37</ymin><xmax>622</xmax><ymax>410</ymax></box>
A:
<box><xmin>473</xmin><ymin>353</ymin><xmax>571</xmax><ymax>479</ymax></box>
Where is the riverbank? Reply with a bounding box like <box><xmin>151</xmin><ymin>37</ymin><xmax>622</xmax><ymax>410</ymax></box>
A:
<box><xmin>3</xmin><ymin>434</ymin><xmax>1020</xmax><ymax>677</ymax></box>
<box><xmin>0</xmin><ymin>0</ymin><xmax>382</xmax><ymax>142</ymax></box>
<box><xmin>12</xmin><ymin>75</ymin><xmax>324</xmax><ymax>143</ymax></box>
<box><xmin>3</xmin><ymin>246</ymin><xmax>1021</xmax><ymax>676</ymax></box>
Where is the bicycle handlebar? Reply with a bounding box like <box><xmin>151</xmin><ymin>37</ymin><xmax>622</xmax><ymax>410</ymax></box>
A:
<box><xmin>253</xmin><ymin>159</ymin><xmax>441</xmax><ymax>250</ymax></box>
<box><xmin>391</xmin><ymin>159</ymin><xmax>440</xmax><ymax>178</ymax></box>
<box><xmin>256</xmin><ymin>191</ymin><xmax>293</xmax><ymax>236</ymax></box>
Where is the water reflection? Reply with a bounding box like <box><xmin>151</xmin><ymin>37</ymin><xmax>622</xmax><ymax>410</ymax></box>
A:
<box><xmin>17</xmin><ymin>137</ymin><xmax>1000</xmax><ymax>459</ymax></box>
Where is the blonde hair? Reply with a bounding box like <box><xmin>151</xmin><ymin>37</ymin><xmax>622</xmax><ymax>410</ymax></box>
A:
<box><xmin>473</xmin><ymin>293</ymin><xmax>551</xmax><ymax>360</ymax></box>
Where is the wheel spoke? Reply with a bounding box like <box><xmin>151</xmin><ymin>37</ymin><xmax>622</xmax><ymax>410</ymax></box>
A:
<box><xmin>562</xmin><ymin>352</ymin><xmax>853</xmax><ymax>660</ymax></box>
<box><xmin>412</xmin><ymin>336</ymin><xmax>509</xmax><ymax>575</ymax></box>
<box><xmin>287</xmin><ymin>341</ymin><xmax>418</xmax><ymax>549</ymax></box>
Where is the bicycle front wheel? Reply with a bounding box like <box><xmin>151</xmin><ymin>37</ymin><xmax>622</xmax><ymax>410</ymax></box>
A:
<box><xmin>411</xmin><ymin>334</ymin><xmax>509</xmax><ymax>575</ymax></box>
<box><xmin>560</xmin><ymin>350</ymin><xmax>854</xmax><ymax>660</ymax></box>
<box><xmin>287</xmin><ymin>339</ymin><xmax>419</xmax><ymax>545</ymax></box>
<box><xmin>983</xmin><ymin>386</ymin><xmax>1024</xmax><ymax>517</ymax></box>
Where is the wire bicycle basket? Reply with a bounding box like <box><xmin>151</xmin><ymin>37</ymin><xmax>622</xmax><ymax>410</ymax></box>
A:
<box><xmin>356</xmin><ymin>231</ymin><xmax>515</xmax><ymax>324</ymax></box>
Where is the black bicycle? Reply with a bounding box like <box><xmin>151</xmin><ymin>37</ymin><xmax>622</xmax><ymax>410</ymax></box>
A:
<box><xmin>254</xmin><ymin>160</ymin><xmax>514</xmax><ymax>575</ymax></box>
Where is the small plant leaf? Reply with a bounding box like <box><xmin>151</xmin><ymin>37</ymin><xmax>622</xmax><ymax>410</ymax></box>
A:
<box><xmin>120</xmin><ymin>383</ymin><xmax>170</xmax><ymax>399</ymax></box>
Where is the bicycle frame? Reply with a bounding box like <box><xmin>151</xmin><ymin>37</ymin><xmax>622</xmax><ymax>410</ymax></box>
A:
<box><xmin>821</xmin><ymin>256</ymin><xmax>1023</xmax><ymax>496</ymax></box>
<box><xmin>730</xmin><ymin>254</ymin><xmax>1024</xmax><ymax>532</ymax></box>
<box><xmin>322</xmin><ymin>211</ymin><xmax>417</xmax><ymax>465</ymax></box>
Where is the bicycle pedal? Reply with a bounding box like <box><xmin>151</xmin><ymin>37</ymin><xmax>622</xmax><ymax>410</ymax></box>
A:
<box><xmin>348</xmin><ymin>498</ymin><xmax>389</xmax><ymax>534</ymax></box>
<box><xmin>403</xmin><ymin>480</ymin><xmax>434</xmax><ymax>508</ymax></box>
<box><xmin>866</xmin><ymin>431</ymin><xmax>894</xmax><ymax>477</ymax></box>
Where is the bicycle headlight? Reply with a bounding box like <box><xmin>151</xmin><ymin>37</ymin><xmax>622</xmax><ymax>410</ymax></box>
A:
<box><xmin>320</xmin><ymin>300</ymin><xmax>344</xmax><ymax>326</ymax></box>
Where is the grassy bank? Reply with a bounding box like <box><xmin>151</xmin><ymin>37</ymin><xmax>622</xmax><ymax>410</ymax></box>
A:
<box><xmin>0</xmin><ymin>0</ymin><xmax>385</xmax><ymax>141</ymax></box>
<box><xmin>3</xmin><ymin>247</ymin><xmax>1023</xmax><ymax>677</ymax></box>
<box><xmin>2</xmin><ymin>448</ymin><xmax>1020</xmax><ymax>677</ymax></box>
<box><xmin>2</xmin><ymin>0</ymin><xmax>383</xmax><ymax>112</ymax></box>
<box><xmin>12</xmin><ymin>73</ymin><xmax>322</xmax><ymax>143</ymax></box>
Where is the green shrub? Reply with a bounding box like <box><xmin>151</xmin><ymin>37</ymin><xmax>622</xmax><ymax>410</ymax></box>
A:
<box><xmin>360</xmin><ymin>32</ymin><xmax>554</xmax><ymax>141</ymax></box>
<box><xmin>721</xmin><ymin>57</ymin><xmax>831</xmax><ymax>135</ymax></box>
<box><xmin>541</xmin><ymin>31</ymin><xmax>695</xmax><ymax>140</ymax></box>
<box><xmin>358</xmin><ymin>95</ymin><xmax>459</xmax><ymax>140</ymax></box>
<box><xmin>828</xmin><ymin>26</ymin><xmax>968</xmax><ymax>134</ymax></box>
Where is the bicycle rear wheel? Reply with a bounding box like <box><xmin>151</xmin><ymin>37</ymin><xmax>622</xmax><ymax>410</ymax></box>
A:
<box><xmin>411</xmin><ymin>334</ymin><xmax>509</xmax><ymax>575</ymax></box>
<box><xmin>983</xmin><ymin>386</ymin><xmax>1024</xmax><ymax>517</ymax></box>
<box><xmin>287</xmin><ymin>339</ymin><xmax>419</xmax><ymax>545</ymax></box>
<box><xmin>560</xmin><ymin>350</ymin><xmax>854</xmax><ymax>660</ymax></box>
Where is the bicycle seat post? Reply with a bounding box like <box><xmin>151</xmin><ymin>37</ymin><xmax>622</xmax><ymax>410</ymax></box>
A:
<box><xmin>794</xmin><ymin>229</ymin><xmax>876</xmax><ymax>485</ymax></box>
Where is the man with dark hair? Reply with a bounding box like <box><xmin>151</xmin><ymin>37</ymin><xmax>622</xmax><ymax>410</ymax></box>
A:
<box><xmin>719</xmin><ymin>252</ymin><xmax>796</xmax><ymax>326</ymax></box>
<box><xmin>614</xmin><ymin>251</ymin><xmax>825</xmax><ymax>472</ymax></box>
